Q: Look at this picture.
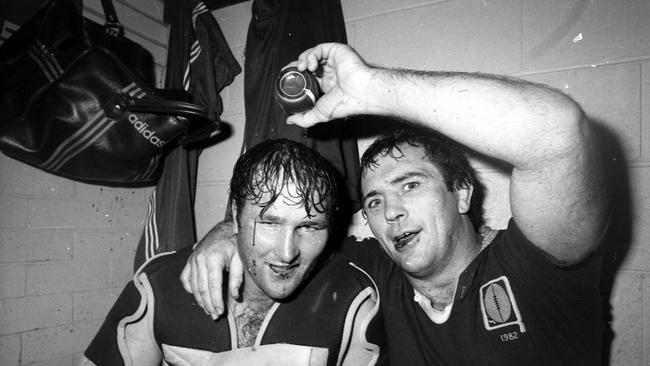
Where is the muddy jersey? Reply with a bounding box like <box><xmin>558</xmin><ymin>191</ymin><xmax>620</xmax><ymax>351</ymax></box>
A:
<box><xmin>85</xmin><ymin>246</ymin><xmax>385</xmax><ymax>366</ymax></box>
<box><xmin>343</xmin><ymin>219</ymin><xmax>603</xmax><ymax>366</ymax></box>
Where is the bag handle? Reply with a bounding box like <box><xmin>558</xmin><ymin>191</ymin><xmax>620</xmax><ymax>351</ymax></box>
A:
<box><xmin>120</xmin><ymin>95</ymin><xmax>223</xmax><ymax>145</ymax></box>
<box><xmin>122</xmin><ymin>97</ymin><xmax>210</xmax><ymax>122</ymax></box>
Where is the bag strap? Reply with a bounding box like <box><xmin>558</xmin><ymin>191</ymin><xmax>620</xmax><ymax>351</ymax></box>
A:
<box><xmin>98</xmin><ymin>0</ymin><xmax>124</xmax><ymax>36</ymax></box>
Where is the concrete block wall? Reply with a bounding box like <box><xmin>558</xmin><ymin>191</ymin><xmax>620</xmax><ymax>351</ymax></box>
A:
<box><xmin>200</xmin><ymin>0</ymin><xmax>650</xmax><ymax>364</ymax></box>
<box><xmin>0</xmin><ymin>1</ymin><xmax>166</xmax><ymax>365</ymax></box>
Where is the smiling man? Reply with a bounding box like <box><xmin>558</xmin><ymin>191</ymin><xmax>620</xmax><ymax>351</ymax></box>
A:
<box><xmin>182</xmin><ymin>42</ymin><xmax>610</xmax><ymax>365</ymax></box>
<box><xmin>79</xmin><ymin>139</ymin><xmax>384</xmax><ymax>366</ymax></box>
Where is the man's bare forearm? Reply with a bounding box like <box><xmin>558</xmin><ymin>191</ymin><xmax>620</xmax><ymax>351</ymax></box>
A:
<box><xmin>195</xmin><ymin>219</ymin><xmax>236</xmax><ymax>250</ymax></box>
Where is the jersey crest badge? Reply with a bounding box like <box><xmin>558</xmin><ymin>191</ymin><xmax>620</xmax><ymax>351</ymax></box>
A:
<box><xmin>479</xmin><ymin>276</ymin><xmax>526</xmax><ymax>332</ymax></box>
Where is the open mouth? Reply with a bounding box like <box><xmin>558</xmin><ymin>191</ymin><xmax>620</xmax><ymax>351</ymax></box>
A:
<box><xmin>268</xmin><ymin>263</ymin><xmax>299</xmax><ymax>279</ymax></box>
<box><xmin>393</xmin><ymin>231</ymin><xmax>419</xmax><ymax>250</ymax></box>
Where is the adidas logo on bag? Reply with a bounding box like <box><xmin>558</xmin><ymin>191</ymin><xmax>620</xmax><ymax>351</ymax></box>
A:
<box><xmin>122</xmin><ymin>83</ymin><xmax>167</xmax><ymax>148</ymax></box>
<box><xmin>128</xmin><ymin>114</ymin><xmax>166</xmax><ymax>147</ymax></box>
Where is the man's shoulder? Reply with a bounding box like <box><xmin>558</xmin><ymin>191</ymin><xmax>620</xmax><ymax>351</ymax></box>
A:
<box><xmin>135</xmin><ymin>246</ymin><xmax>194</xmax><ymax>294</ymax></box>
<box><xmin>307</xmin><ymin>253</ymin><xmax>377</xmax><ymax>295</ymax></box>
<box><xmin>138</xmin><ymin>246</ymin><xmax>193</xmax><ymax>276</ymax></box>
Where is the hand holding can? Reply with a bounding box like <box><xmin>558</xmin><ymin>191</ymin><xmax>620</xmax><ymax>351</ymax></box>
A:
<box><xmin>274</xmin><ymin>66</ymin><xmax>320</xmax><ymax>115</ymax></box>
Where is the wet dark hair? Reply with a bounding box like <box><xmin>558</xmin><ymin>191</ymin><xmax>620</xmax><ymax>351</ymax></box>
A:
<box><xmin>360</xmin><ymin>125</ymin><xmax>484</xmax><ymax>228</ymax></box>
<box><xmin>230</xmin><ymin>139</ymin><xmax>340</xmax><ymax>223</ymax></box>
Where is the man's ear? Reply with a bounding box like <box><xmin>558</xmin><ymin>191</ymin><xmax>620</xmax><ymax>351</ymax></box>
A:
<box><xmin>231</xmin><ymin>202</ymin><xmax>239</xmax><ymax>234</ymax></box>
<box><xmin>456</xmin><ymin>184</ymin><xmax>474</xmax><ymax>214</ymax></box>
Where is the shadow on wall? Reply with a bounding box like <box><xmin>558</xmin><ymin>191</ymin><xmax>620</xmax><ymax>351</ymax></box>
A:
<box><xmin>592</xmin><ymin>118</ymin><xmax>633</xmax><ymax>366</ymax></box>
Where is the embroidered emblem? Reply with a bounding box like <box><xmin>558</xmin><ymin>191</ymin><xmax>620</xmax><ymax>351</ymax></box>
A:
<box><xmin>479</xmin><ymin>276</ymin><xmax>526</xmax><ymax>333</ymax></box>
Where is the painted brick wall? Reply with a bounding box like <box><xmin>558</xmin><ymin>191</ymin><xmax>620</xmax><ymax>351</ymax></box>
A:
<box><xmin>201</xmin><ymin>0</ymin><xmax>650</xmax><ymax>365</ymax></box>
<box><xmin>0</xmin><ymin>1</ymin><xmax>166</xmax><ymax>365</ymax></box>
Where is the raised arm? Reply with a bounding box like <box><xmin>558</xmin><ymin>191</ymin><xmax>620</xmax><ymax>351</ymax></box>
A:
<box><xmin>290</xmin><ymin>43</ymin><xmax>609</xmax><ymax>265</ymax></box>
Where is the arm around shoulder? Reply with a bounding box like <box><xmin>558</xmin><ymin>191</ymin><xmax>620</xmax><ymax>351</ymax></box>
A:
<box><xmin>180</xmin><ymin>218</ymin><xmax>241</xmax><ymax>317</ymax></box>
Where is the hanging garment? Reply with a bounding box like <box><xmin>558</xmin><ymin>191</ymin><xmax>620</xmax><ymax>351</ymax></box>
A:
<box><xmin>242</xmin><ymin>0</ymin><xmax>361</xmax><ymax>210</ymax></box>
<box><xmin>134</xmin><ymin>0</ymin><xmax>241</xmax><ymax>269</ymax></box>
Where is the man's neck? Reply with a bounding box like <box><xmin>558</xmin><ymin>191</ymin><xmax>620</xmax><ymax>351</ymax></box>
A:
<box><xmin>228</xmin><ymin>287</ymin><xmax>275</xmax><ymax>348</ymax></box>
<box><xmin>408</xmin><ymin>222</ymin><xmax>481</xmax><ymax>311</ymax></box>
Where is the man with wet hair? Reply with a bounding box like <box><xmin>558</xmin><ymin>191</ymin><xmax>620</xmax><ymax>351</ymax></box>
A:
<box><xmin>183</xmin><ymin>42</ymin><xmax>609</xmax><ymax>365</ymax></box>
<box><xmin>80</xmin><ymin>139</ymin><xmax>384</xmax><ymax>366</ymax></box>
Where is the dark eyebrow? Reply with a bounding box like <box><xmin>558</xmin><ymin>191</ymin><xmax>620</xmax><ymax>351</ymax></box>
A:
<box><xmin>257</xmin><ymin>213</ymin><xmax>282</xmax><ymax>222</ymax></box>
<box><xmin>362</xmin><ymin>172</ymin><xmax>426</xmax><ymax>204</ymax></box>
<box><xmin>361</xmin><ymin>190</ymin><xmax>379</xmax><ymax>205</ymax></box>
<box><xmin>301</xmin><ymin>218</ymin><xmax>328</xmax><ymax>226</ymax></box>
<box><xmin>258</xmin><ymin>213</ymin><xmax>327</xmax><ymax>226</ymax></box>
<box><xmin>390</xmin><ymin>172</ymin><xmax>426</xmax><ymax>185</ymax></box>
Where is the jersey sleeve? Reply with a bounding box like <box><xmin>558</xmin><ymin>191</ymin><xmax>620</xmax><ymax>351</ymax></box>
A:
<box><xmin>84</xmin><ymin>282</ymin><xmax>143</xmax><ymax>365</ymax></box>
<box><xmin>84</xmin><ymin>271</ymin><xmax>162</xmax><ymax>365</ymax></box>
<box><xmin>494</xmin><ymin>218</ymin><xmax>602</xmax><ymax>286</ymax></box>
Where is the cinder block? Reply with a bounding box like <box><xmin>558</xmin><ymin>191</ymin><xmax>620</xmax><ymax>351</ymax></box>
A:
<box><xmin>116</xmin><ymin>0</ymin><xmax>164</xmax><ymax>20</ymax></box>
<box><xmin>345</xmin><ymin>22</ymin><xmax>356</xmax><ymax>46</ymax></box>
<box><xmin>0</xmin><ymin>229</ymin><xmax>73</xmax><ymax>263</ymax></box>
<box><xmin>523</xmin><ymin>0</ymin><xmax>650</xmax><ymax>71</ymax></box>
<box><xmin>607</xmin><ymin>271</ymin><xmax>644</xmax><ymax>366</ymax></box>
<box><xmin>0</xmin><ymin>195</ymin><xmax>34</xmax><ymax>228</ymax></box>
<box><xmin>74</xmin><ymin>288</ymin><xmax>123</xmax><ymax>322</ymax></box>
<box><xmin>0</xmin><ymin>155</ymin><xmax>75</xmax><ymax>197</ymax></box>
<box><xmin>0</xmin><ymin>265</ymin><xmax>25</xmax><ymax>299</ymax></box>
<box><xmin>645</xmin><ymin>276</ymin><xmax>650</xmax><ymax>366</ymax></box>
<box><xmin>74</xmin><ymin>230</ymin><xmax>139</xmax><ymax>264</ymax></box>
<box><xmin>117</xmin><ymin>261</ymin><xmax>135</xmax><ymax>285</ymax></box>
<box><xmin>0</xmin><ymin>295</ymin><xmax>72</xmax><ymax>335</ymax></box>
<box><xmin>110</xmin><ymin>258</ymin><xmax>137</xmax><ymax>288</ymax></box>
<box><xmin>342</xmin><ymin>0</ymin><xmax>438</xmax><ymax>21</ymax></box>
<box><xmin>603</xmin><ymin>245</ymin><xmax>650</xmax><ymax>273</ymax></box>
<box><xmin>111</xmin><ymin>198</ymin><xmax>150</xmax><ymax>231</ymax></box>
<box><xmin>0</xmin><ymin>196</ymin><xmax>113</xmax><ymax>229</ymax></box>
<box><xmin>25</xmin><ymin>261</ymin><xmax>110</xmax><ymax>296</ymax></box>
<box><xmin>626</xmin><ymin>167</ymin><xmax>650</xmax><ymax>249</ymax></box>
<box><xmin>154</xmin><ymin>64</ymin><xmax>165</xmax><ymax>88</ymax></box>
<box><xmin>74</xmin><ymin>229</ymin><xmax>142</xmax><ymax>287</ymax></box>
<box><xmin>87</xmin><ymin>230</ymin><xmax>141</xmax><ymax>286</ymax></box>
<box><xmin>524</xmin><ymin>63</ymin><xmax>642</xmax><ymax>161</ymax></box>
<box><xmin>352</xmin><ymin>0</ymin><xmax>521</xmax><ymax>74</ymax></box>
<box><xmin>34</xmin><ymin>199</ymin><xmax>114</xmax><ymax>229</ymax></box>
<box><xmin>73</xmin><ymin>183</ymin><xmax>152</xmax><ymax>207</ymax></box>
<box><xmin>195</xmin><ymin>183</ymin><xmax>230</xmax><ymax>239</ymax></box>
<box><xmin>213</xmin><ymin>1</ymin><xmax>252</xmax><ymax>48</ymax></box>
<box><xmin>21</xmin><ymin>320</ymin><xmax>102</xmax><ymax>364</ymax></box>
<box><xmin>0</xmin><ymin>335</ymin><xmax>20</xmax><ymax>366</ymax></box>
<box><xmin>197</xmin><ymin>112</ymin><xmax>245</xmax><ymax>184</ymax></box>
<box><xmin>27</xmin><ymin>353</ymin><xmax>84</xmax><ymax>366</ymax></box>
<box><xmin>643</xmin><ymin>62</ymin><xmax>650</xmax><ymax>161</ymax></box>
